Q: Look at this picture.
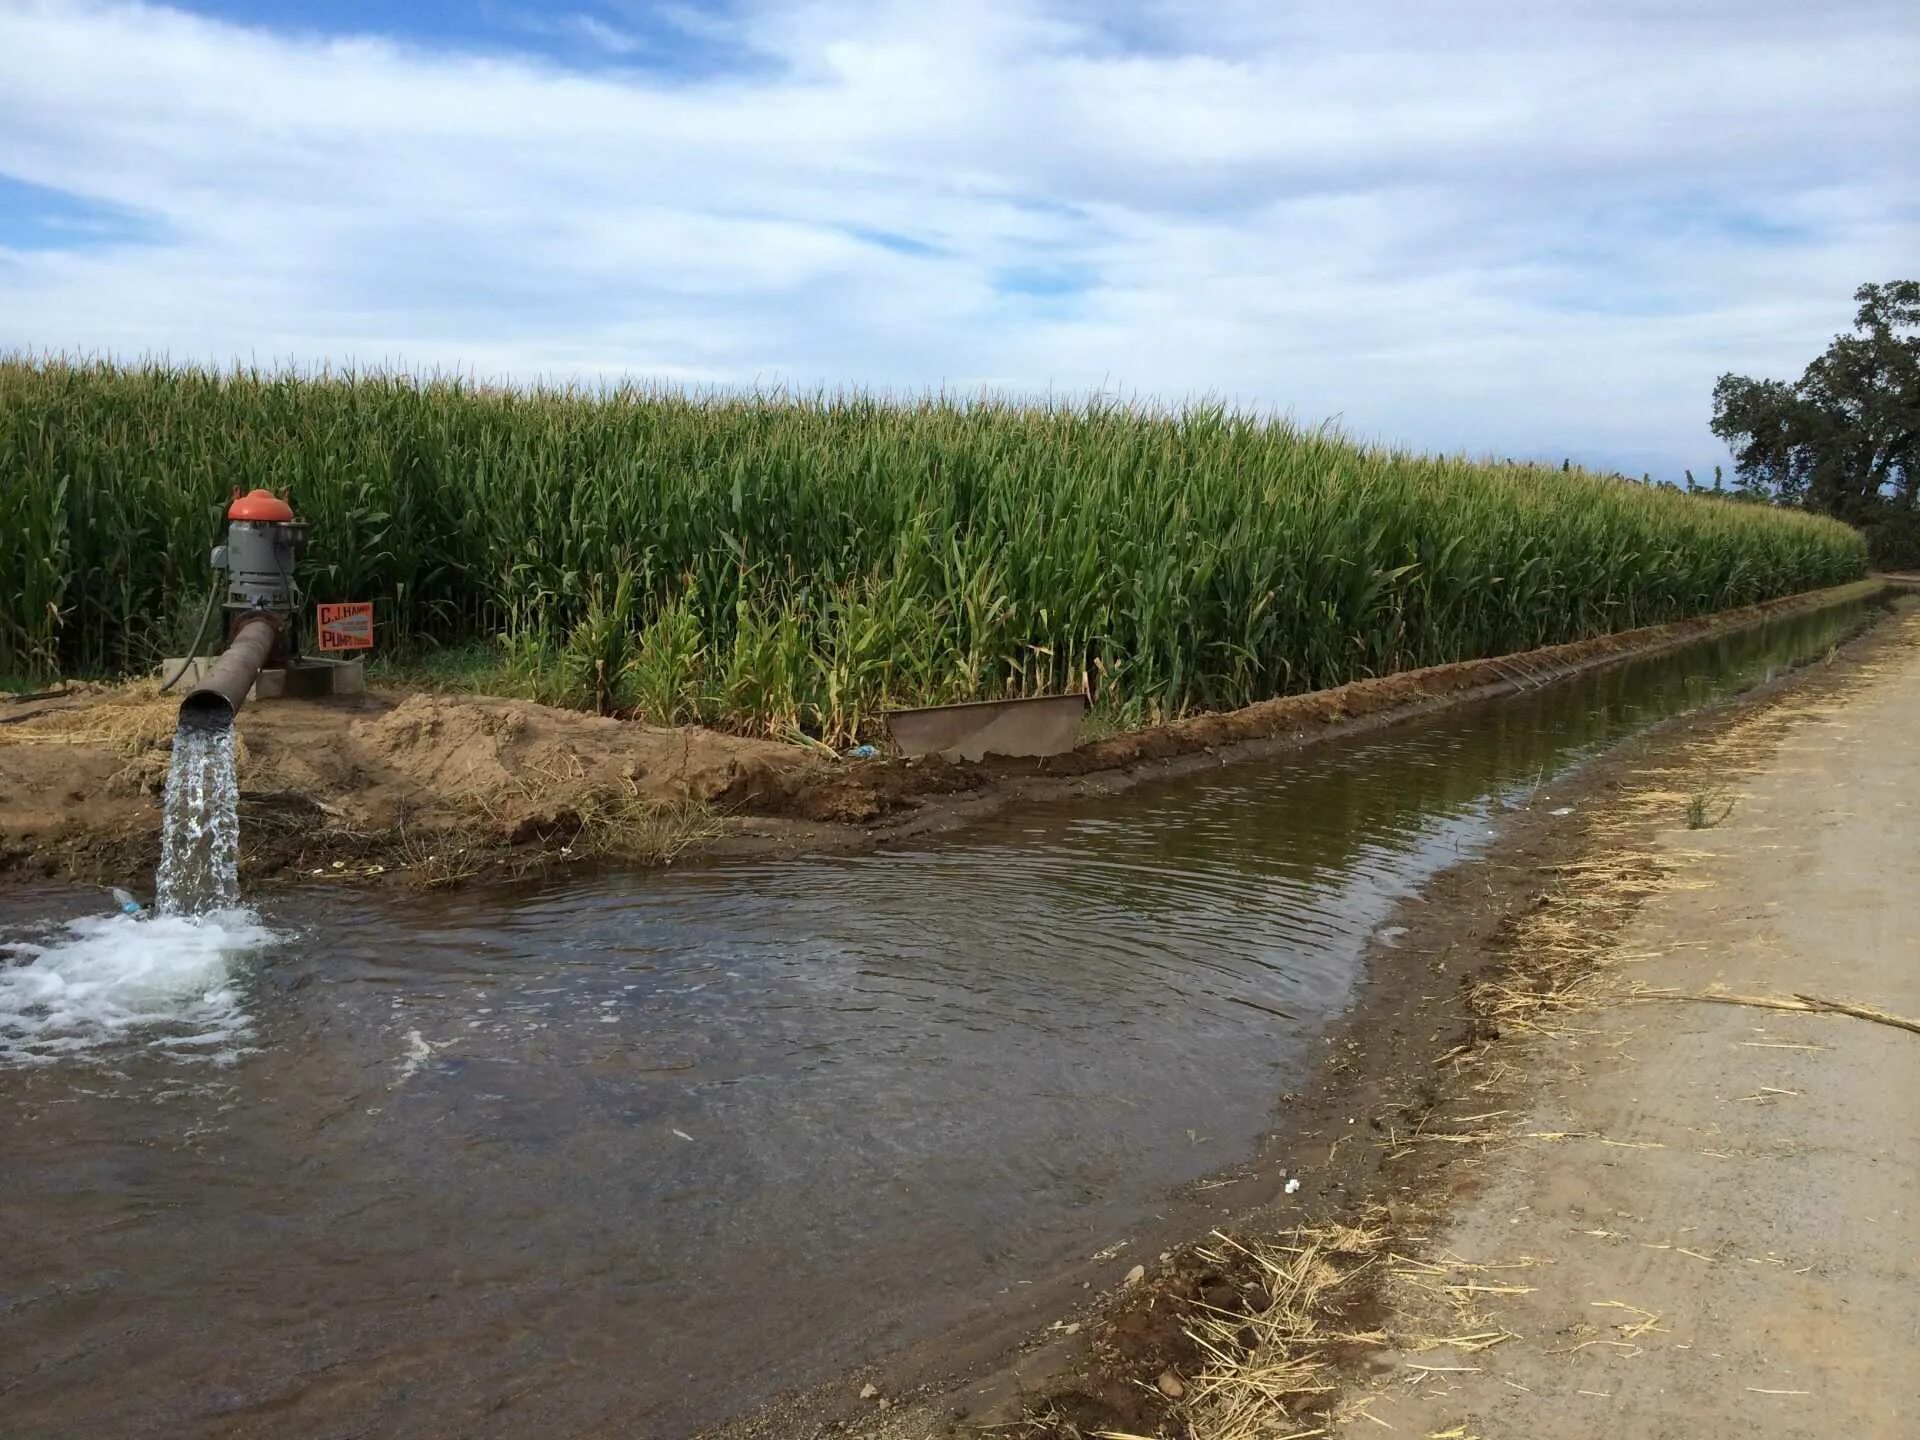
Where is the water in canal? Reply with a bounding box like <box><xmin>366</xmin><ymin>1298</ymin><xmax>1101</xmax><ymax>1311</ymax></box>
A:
<box><xmin>0</xmin><ymin>598</ymin><xmax>1885</xmax><ymax>1438</ymax></box>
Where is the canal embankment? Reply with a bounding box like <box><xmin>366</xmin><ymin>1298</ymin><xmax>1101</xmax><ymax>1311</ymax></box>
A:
<box><xmin>0</xmin><ymin>579</ymin><xmax>1889</xmax><ymax>894</ymax></box>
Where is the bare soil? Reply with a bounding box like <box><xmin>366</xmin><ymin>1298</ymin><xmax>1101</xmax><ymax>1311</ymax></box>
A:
<box><xmin>0</xmin><ymin>688</ymin><xmax>786</xmax><ymax>887</ymax></box>
<box><xmin>0</xmin><ymin>581</ymin><xmax>1881</xmax><ymax>893</ymax></box>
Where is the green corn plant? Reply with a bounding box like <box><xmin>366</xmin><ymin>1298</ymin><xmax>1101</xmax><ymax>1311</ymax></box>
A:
<box><xmin>563</xmin><ymin>568</ymin><xmax>639</xmax><ymax>716</ymax></box>
<box><xmin>0</xmin><ymin>356</ymin><xmax>1869</xmax><ymax>735</ymax></box>
<box><xmin>626</xmin><ymin>579</ymin><xmax>707</xmax><ymax>727</ymax></box>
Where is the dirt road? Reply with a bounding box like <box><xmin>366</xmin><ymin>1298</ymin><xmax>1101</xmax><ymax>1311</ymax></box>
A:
<box><xmin>1354</xmin><ymin>615</ymin><xmax>1920</xmax><ymax>1437</ymax></box>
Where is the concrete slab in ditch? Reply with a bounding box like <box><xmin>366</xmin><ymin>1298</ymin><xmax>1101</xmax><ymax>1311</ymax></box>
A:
<box><xmin>885</xmin><ymin>693</ymin><xmax>1089</xmax><ymax>762</ymax></box>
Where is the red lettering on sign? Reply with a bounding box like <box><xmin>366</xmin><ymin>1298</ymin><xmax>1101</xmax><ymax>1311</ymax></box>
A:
<box><xmin>316</xmin><ymin>602</ymin><xmax>375</xmax><ymax>651</ymax></box>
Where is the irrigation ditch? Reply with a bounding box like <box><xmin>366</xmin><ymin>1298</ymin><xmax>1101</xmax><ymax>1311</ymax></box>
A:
<box><xmin>0</xmin><ymin>581</ymin><xmax>1907</xmax><ymax>1440</ymax></box>
<box><xmin>727</xmin><ymin>587</ymin><xmax>1918</xmax><ymax>1440</ymax></box>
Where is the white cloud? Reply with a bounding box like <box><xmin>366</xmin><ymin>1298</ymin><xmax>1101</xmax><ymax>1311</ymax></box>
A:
<box><xmin>0</xmin><ymin>0</ymin><xmax>1914</xmax><ymax>475</ymax></box>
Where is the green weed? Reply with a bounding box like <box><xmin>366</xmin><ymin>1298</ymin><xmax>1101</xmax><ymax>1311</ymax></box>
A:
<box><xmin>1685</xmin><ymin>789</ymin><xmax>1738</xmax><ymax>829</ymax></box>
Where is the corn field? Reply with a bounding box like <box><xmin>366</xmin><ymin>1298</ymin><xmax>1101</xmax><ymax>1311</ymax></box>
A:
<box><xmin>0</xmin><ymin>358</ymin><xmax>1867</xmax><ymax>740</ymax></box>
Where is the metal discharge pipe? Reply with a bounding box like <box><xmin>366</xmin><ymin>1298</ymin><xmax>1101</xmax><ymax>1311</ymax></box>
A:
<box><xmin>179</xmin><ymin>616</ymin><xmax>278</xmax><ymax>732</ymax></box>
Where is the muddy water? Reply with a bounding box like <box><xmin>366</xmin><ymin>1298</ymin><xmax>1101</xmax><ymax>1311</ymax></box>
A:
<box><xmin>0</xmin><ymin>598</ymin><xmax>1885</xmax><ymax>1439</ymax></box>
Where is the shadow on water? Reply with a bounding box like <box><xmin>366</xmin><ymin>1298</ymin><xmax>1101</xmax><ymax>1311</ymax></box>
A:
<box><xmin>0</xmin><ymin>596</ymin><xmax>1888</xmax><ymax>1438</ymax></box>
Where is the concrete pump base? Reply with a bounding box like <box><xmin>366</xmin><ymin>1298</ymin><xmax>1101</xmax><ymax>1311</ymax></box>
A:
<box><xmin>159</xmin><ymin>657</ymin><xmax>365</xmax><ymax>700</ymax></box>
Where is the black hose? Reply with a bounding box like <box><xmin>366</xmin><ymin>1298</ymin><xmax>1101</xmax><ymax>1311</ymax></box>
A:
<box><xmin>161</xmin><ymin>579</ymin><xmax>224</xmax><ymax>694</ymax></box>
<box><xmin>275</xmin><ymin>547</ymin><xmax>302</xmax><ymax>660</ymax></box>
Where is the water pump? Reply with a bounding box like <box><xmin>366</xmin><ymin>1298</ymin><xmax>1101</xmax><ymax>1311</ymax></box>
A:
<box><xmin>211</xmin><ymin>487</ymin><xmax>309</xmax><ymax>657</ymax></box>
<box><xmin>178</xmin><ymin>489</ymin><xmax>311</xmax><ymax>730</ymax></box>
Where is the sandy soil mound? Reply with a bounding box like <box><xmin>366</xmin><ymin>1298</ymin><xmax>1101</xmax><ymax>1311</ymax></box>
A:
<box><xmin>0</xmin><ymin>688</ymin><xmax>822</xmax><ymax>886</ymax></box>
<box><xmin>303</xmin><ymin>692</ymin><xmax>803</xmax><ymax>825</ymax></box>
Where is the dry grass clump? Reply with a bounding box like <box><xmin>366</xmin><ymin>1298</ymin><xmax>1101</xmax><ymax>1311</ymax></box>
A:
<box><xmin>0</xmin><ymin>684</ymin><xmax>260</xmax><ymax>800</ymax></box>
<box><xmin>388</xmin><ymin>827</ymin><xmax>483</xmax><ymax>888</ymax></box>
<box><xmin>1462</xmin><ymin>845</ymin><xmax>1691</xmax><ymax>1039</ymax></box>
<box><xmin>314</xmin><ymin>787</ymin><xmax>715</xmax><ymax>889</ymax></box>
<box><xmin>1144</xmin><ymin>1227</ymin><xmax>1544</xmax><ymax>1440</ymax></box>
<box><xmin>0</xmin><ymin>686</ymin><xmax>179</xmax><ymax>757</ymax></box>
<box><xmin>571</xmin><ymin>784</ymin><xmax>718</xmax><ymax>863</ymax></box>
<box><xmin>440</xmin><ymin>749</ymin><xmax>718</xmax><ymax>867</ymax></box>
<box><xmin>387</xmin><ymin>767</ymin><xmax>717</xmax><ymax>887</ymax></box>
<box><xmin>1173</xmin><ymin>1221</ymin><xmax>1389</xmax><ymax>1440</ymax></box>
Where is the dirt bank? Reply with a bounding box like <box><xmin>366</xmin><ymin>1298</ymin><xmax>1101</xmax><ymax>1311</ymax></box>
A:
<box><xmin>708</xmin><ymin>600</ymin><xmax>1918</xmax><ymax>1439</ymax></box>
<box><xmin>0</xmin><ymin>581</ymin><xmax>1884</xmax><ymax>892</ymax></box>
<box><xmin>0</xmin><ymin>687</ymin><xmax>771</xmax><ymax>887</ymax></box>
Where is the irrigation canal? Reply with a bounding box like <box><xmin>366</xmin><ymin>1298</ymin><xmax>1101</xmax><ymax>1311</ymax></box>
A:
<box><xmin>0</xmin><ymin>594</ymin><xmax>1889</xmax><ymax>1438</ymax></box>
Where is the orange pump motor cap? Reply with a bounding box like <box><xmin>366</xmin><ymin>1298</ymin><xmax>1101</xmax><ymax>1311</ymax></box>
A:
<box><xmin>228</xmin><ymin>488</ymin><xmax>295</xmax><ymax>522</ymax></box>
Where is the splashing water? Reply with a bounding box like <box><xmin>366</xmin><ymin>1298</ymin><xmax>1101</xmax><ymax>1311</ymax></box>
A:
<box><xmin>0</xmin><ymin>909</ymin><xmax>275</xmax><ymax>1066</ymax></box>
<box><xmin>0</xmin><ymin>720</ymin><xmax>276</xmax><ymax>1066</ymax></box>
<box><xmin>155</xmin><ymin>722</ymin><xmax>241</xmax><ymax>916</ymax></box>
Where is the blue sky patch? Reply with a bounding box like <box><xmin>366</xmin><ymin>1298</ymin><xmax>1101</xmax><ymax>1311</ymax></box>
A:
<box><xmin>845</xmin><ymin>226</ymin><xmax>946</xmax><ymax>259</ymax></box>
<box><xmin>994</xmin><ymin>264</ymin><xmax>1094</xmax><ymax>301</ymax></box>
<box><xmin>0</xmin><ymin>175</ymin><xmax>157</xmax><ymax>252</ymax></box>
<box><xmin>161</xmin><ymin>0</ymin><xmax>765</xmax><ymax>79</ymax></box>
<box><xmin>1700</xmin><ymin>209</ymin><xmax>1813</xmax><ymax>245</ymax></box>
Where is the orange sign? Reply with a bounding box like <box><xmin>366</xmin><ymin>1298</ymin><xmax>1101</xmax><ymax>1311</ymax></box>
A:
<box><xmin>316</xmin><ymin>602</ymin><xmax>375</xmax><ymax>651</ymax></box>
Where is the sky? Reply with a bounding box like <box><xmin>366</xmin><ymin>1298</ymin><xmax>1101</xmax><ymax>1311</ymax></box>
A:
<box><xmin>1</xmin><ymin>0</ymin><xmax>1915</xmax><ymax>479</ymax></box>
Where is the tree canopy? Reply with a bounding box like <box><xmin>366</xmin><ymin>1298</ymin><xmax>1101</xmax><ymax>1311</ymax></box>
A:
<box><xmin>1711</xmin><ymin>282</ymin><xmax>1919</xmax><ymax>521</ymax></box>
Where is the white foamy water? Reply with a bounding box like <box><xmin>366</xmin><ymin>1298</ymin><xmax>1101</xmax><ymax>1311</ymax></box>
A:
<box><xmin>0</xmin><ymin>908</ymin><xmax>277</xmax><ymax>1066</ymax></box>
<box><xmin>0</xmin><ymin>714</ymin><xmax>275</xmax><ymax>1066</ymax></box>
<box><xmin>155</xmin><ymin>723</ymin><xmax>240</xmax><ymax>915</ymax></box>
